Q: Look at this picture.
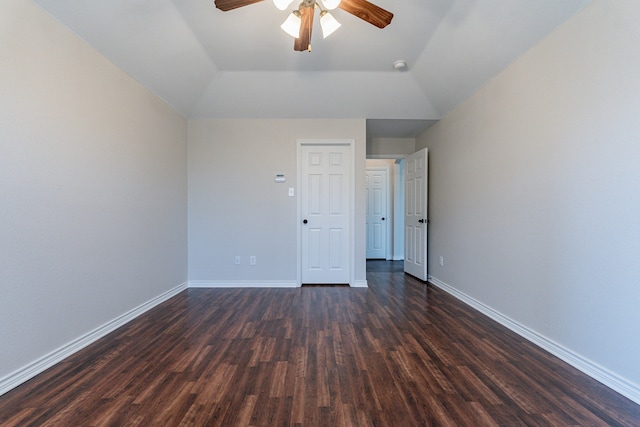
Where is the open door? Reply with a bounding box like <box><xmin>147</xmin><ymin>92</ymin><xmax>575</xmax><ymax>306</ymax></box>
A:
<box><xmin>404</xmin><ymin>148</ymin><xmax>428</xmax><ymax>280</ymax></box>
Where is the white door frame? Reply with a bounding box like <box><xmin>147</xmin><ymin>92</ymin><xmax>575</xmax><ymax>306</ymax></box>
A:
<box><xmin>297</xmin><ymin>139</ymin><xmax>355</xmax><ymax>286</ymax></box>
<box><xmin>393</xmin><ymin>159</ymin><xmax>405</xmax><ymax>261</ymax></box>
<box><xmin>365</xmin><ymin>166</ymin><xmax>391</xmax><ymax>260</ymax></box>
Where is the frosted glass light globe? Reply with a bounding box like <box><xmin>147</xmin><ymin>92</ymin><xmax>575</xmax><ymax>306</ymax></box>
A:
<box><xmin>321</xmin><ymin>0</ymin><xmax>341</xmax><ymax>10</ymax></box>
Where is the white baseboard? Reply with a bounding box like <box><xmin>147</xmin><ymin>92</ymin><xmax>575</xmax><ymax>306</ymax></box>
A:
<box><xmin>0</xmin><ymin>282</ymin><xmax>188</xmax><ymax>397</ymax></box>
<box><xmin>189</xmin><ymin>280</ymin><xmax>368</xmax><ymax>288</ymax></box>
<box><xmin>428</xmin><ymin>275</ymin><xmax>640</xmax><ymax>406</ymax></box>
<box><xmin>189</xmin><ymin>280</ymin><xmax>299</xmax><ymax>288</ymax></box>
<box><xmin>351</xmin><ymin>280</ymin><xmax>368</xmax><ymax>288</ymax></box>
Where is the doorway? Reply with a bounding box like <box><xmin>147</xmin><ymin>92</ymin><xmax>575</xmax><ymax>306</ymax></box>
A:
<box><xmin>365</xmin><ymin>158</ymin><xmax>404</xmax><ymax>262</ymax></box>
<box><xmin>365</xmin><ymin>150</ymin><xmax>428</xmax><ymax>281</ymax></box>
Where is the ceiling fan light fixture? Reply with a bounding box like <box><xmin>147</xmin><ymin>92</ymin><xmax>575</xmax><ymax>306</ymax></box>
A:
<box><xmin>214</xmin><ymin>0</ymin><xmax>392</xmax><ymax>52</ymax></box>
<box><xmin>320</xmin><ymin>11</ymin><xmax>341</xmax><ymax>38</ymax></box>
<box><xmin>273</xmin><ymin>0</ymin><xmax>294</xmax><ymax>10</ymax></box>
<box><xmin>321</xmin><ymin>0</ymin><xmax>341</xmax><ymax>10</ymax></box>
<box><xmin>281</xmin><ymin>10</ymin><xmax>302</xmax><ymax>38</ymax></box>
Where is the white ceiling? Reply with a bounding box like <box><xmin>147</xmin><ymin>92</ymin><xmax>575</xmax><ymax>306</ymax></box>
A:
<box><xmin>32</xmin><ymin>0</ymin><xmax>590</xmax><ymax>137</ymax></box>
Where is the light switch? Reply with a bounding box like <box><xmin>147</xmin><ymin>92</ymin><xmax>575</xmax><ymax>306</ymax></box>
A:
<box><xmin>288</xmin><ymin>188</ymin><xmax>295</xmax><ymax>197</ymax></box>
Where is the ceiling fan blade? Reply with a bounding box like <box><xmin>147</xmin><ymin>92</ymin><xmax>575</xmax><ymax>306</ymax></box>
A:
<box><xmin>294</xmin><ymin>6</ymin><xmax>315</xmax><ymax>52</ymax></box>
<box><xmin>338</xmin><ymin>0</ymin><xmax>393</xmax><ymax>29</ymax></box>
<box><xmin>214</xmin><ymin>0</ymin><xmax>265</xmax><ymax>12</ymax></box>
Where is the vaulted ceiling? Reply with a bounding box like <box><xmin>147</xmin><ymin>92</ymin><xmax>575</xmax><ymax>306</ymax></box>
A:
<box><xmin>33</xmin><ymin>0</ymin><xmax>590</xmax><ymax>137</ymax></box>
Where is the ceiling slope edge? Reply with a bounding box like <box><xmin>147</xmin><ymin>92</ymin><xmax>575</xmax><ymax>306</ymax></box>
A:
<box><xmin>32</xmin><ymin>0</ymin><xmax>220</xmax><ymax>117</ymax></box>
<box><xmin>410</xmin><ymin>0</ymin><xmax>593</xmax><ymax>118</ymax></box>
<box><xmin>189</xmin><ymin>70</ymin><xmax>441</xmax><ymax>120</ymax></box>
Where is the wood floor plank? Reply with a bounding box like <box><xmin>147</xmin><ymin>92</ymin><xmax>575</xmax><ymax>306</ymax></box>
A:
<box><xmin>1</xmin><ymin>260</ymin><xmax>639</xmax><ymax>426</ymax></box>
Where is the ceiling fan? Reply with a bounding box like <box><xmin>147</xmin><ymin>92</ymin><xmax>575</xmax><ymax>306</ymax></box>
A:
<box><xmin>214</xmin><ymin>0</ymin><xmax>393</xmax><ymax>52</ymax></box>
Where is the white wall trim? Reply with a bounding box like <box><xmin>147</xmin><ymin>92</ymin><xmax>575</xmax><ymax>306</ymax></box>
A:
<box><xmin>392</xmin><ymin>158</ymin><xmax>404</xmax><ymax>261</ymax></box>
<box><xmin>428</xmin><ymin>275</ymin><xmax>640</xmax><ymax>406</ymax></box>
<box><xmin>351</xmin><ymin>280</ymin><xmax>368</xmax><ymax>288</ymax></box>
<box><xmin>366</xmin><ymin>154</ymin><xmax>407</xmax><ymax>160</ymax></box>
<box><xmin>189</xmin><ymin>280</ymin><xmax>299</xmax><ymax>288</ymax></box>
<box><xmin>0</xmin><ymin>282</ymin><xmax>187</xmax><ymax>397</ymax></box>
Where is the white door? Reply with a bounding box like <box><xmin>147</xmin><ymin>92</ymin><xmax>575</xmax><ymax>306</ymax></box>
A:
<box><xmin>404</xmin><ymin>148</ymin><xmax>428</xmax><ymax>280</ymax></box>
<box><xmin>299</xmin><ymin>143</ymin><xmax>351</xmax><ymax>284</ymax></box>
<box><xmin>366</xmin><ymin>169</ymin><xmax>388</xmax><ymax>259</ymax></box>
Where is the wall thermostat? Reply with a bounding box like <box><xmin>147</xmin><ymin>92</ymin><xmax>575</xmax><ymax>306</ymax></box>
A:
<box><xmin>274</xmin><ymin>174</ymin><xmax>286</xmax><ymax>183</ymax></box>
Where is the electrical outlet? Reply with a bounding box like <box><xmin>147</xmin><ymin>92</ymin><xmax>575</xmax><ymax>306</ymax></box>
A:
<box><xmin>439</xmin><ymin>256</ymin><xmax>444</xmax><ymax>267</ymax></box>
<box><xmin>235</xmin><ymin>256</ymin><xmax>241</xmax><ymax>265</ymax></box>
<box><xmin>250</xmin><ymin>256</ymin><xmax>256</xmax><ymax>266</ymax></box>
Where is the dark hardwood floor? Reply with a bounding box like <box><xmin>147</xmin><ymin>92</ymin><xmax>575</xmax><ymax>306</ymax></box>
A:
<box><xmin>1</xmin><ymin>260</ymin><xmax>639</xmax><ymax>426</ymax></box>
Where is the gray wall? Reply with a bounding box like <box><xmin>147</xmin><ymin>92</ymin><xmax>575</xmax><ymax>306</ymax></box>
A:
<box><xmin>0</xmin><ymin>0</ymin><xmax>188</xmax><ymax>382</ymax></box>
<box><xmin>417</xmin><ymin>0</ymin><xmax>640</xmax><ymax>395</ymax></box>
<box><xmin>188</xmin><ymin>119</ymin><xmax>367</xmax><ymax>286</ymax></box>
<box><xmin>367</xmin><ymin>138</ymin><xmax>416</xmax><ymax>157</ymax></box>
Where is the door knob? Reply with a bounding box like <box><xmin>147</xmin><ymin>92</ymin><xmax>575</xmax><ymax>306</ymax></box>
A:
<box><xmin>303</xmin><ymin>219</ymin><xmax>308</xmax><ymax>224</ymax></box>
<box><xmin>418</xmin><ymin>219</ymin><xmax>424</xmax><ymax>223</ymax></box>
<box><xmin>381</xmin><ymin>217</ymin><xmax>385</xmax><ymax>221</ymax></box>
